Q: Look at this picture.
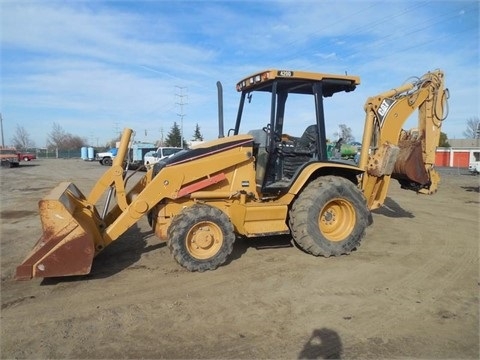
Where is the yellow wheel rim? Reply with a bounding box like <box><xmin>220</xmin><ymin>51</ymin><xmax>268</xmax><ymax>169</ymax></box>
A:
<box><xmin>318</xmin><ymin>198</ymin><xmax>356</xmax><ymax>242</ymax></box>
<box><xmin>186</xmin><ymin>221</ymin><xmax>224</xmax><ymax>260</ymax></box>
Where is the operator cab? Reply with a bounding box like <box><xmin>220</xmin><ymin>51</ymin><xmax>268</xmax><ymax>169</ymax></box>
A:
<box><xmin>234</xmin><ymin>69</ymin><xmax>360</xmax><ymax>193</ymax></box>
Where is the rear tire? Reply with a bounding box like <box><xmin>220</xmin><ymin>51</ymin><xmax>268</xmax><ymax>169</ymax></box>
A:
<box><xmin>167</xmin><ymin>204</ymin><xmax>235</xmax><ymax>272</ymax></box>
<box><xmin>289</xmin><ymin>176</ymin><xmax>369</xmax><ymax>256</ymax></box>
<box><xmin>102</xmin><ymin>157</ymin><xmax>112</xmax><ymax>166</ymax></box>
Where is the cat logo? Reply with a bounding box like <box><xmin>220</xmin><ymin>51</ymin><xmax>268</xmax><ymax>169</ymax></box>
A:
<box><xmin>377</xmin><ymin>98</ymin><xmax>395</xmax><ymax>124</ymax></box>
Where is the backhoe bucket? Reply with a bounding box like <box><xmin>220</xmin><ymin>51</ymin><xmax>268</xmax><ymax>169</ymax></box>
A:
<box><xmin>16</xmin><ymin>182</ymin><xmax>99</xmax><ymax>280</ymax></box>
<box><xmin>392</xmin><ymin>139</ymin><xmax>429</xmax><ymax>186</ymax></box>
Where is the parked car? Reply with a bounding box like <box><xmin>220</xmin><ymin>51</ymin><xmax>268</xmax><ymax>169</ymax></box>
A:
<box><xmin>18</xmin><ymin>152</ymin><xmax>37</xmax><ymax>161</ymax></box>
<box><xmin>144</xmin><ymin>147</ymin><xmax>183</xmax><ymax>168</ymax></box>
<box><xmin>468</xmin><ymin>151</ymin><xmax>480</xmax><ymax>175</ymax></box>
<box><xmin>95</xmin><ymin>148</ymin><xmax>118</xmax><ymax>166</ymax></box>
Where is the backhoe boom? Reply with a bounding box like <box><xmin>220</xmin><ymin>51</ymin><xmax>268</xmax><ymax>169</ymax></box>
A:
<box><xmin>359</xmin><ymin>70</ymin><xmax>448</xmax><ymax>209</ymax></box>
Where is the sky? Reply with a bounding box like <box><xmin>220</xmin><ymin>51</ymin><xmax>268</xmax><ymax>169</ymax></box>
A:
<box><xmin>1</xmin><ymin>0</ymin><xmax>479</xmax><ymax>148</ymax></box>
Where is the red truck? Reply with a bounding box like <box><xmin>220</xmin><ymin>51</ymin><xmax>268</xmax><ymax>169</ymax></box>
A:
<box><xmin>18</xmin><ymin>152</ymin><xmax>37</xmax><ymax>161</ymax></box>
<box><xmin>0</xmin><ymin>148</ymin><xmax>20</xmax><ymax>167</ymax></box>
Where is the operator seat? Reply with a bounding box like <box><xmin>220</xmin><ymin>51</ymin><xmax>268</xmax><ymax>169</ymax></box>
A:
<box><xmin>280</xmin><ymin>125</ymin><xmax>318</xmax><ymax>180</ymax></box>
<box><xmin>296</xmin><ymin>124</ymin><xmax>318</xmax><ymax>151</ymax></box>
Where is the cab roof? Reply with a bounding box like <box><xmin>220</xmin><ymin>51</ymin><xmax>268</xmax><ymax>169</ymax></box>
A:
<box><xmin>236</xmin><ymin>69</ymin><xmax>360</xmax><ymax>97</ymax></box>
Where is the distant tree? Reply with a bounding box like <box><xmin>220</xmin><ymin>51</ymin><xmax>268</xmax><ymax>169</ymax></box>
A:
<box><xmin>463</xmin><ymin>117</ymin><xmax>480</xmax><ymax>139</ymax></box>
<box><xmin>11</xmin><ymin>125</ymin><xmax>35</xmax><ymax>150</ymax></box>
<box><xmin>191</xmin><ymin>123</ymin><xmax>204</xmax><ymax>141</ymax></box>
<box><xmin>64</xmin><ymin>134</ymin><xmax>87</xmax><ymax>150</ymax></box>
<box><xmin>164</xmin><ymin>122</ymin><xmax>182</xmax><ymax>147</ymax></box>
<box><xmin>47</xmin><ymin>122</ymin><xmax>67</xmax><ymax>150</ymax></box>
<box><xmin>438</xmin><ymin>132</ymin><xmax>450</xmax><ymax>147</ymax></box>
<box><xmin>333</xmin><ymin>124</ymin><xmax>354</xmax><ymax>144</ymax></box>
<box><xmin>106</xmin><ymin>135</ymin><xmax>121</xmax><ymax>149</ymax></box>
<box><xmin>47</xmin><ymin>122</ymin><xmax>87</xmax><ymax>150</ymax></box>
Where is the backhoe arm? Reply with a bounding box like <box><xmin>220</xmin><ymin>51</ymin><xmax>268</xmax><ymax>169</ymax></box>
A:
<box><xmin>359</xmin><ymin>70</ymin><xmax>448</xmax><ymax>210</ymax></box>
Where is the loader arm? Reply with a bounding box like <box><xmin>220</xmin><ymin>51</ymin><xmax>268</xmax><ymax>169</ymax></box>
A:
<box><xmin>100</xmin><ymin>135</ymin><xmax>253</xmax><ymax>246</ymax></box>
<box><xmin>16</xmin><ymin>129</ymin><xmax>254</xmax><ymax>279</ymax></box>
<box><xmin>359</xmin><ymin>70</ymin><xmax>448</xmax><ymax>210</ymax></box>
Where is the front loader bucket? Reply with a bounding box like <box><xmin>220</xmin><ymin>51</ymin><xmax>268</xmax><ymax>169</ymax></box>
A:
<box><xmin>16</xmin><ymin>182</ymin><xmax>100</xmax><ymax>280</ymax></box>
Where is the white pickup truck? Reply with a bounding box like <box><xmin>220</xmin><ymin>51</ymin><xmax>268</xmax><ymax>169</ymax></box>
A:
<box><xmin>468</xmin><ymin>151</ymin><xmax>480</xmax><ymax>175</ymax></box>
<box><xmin>469</xmin><ymin>162</ymin><xmax>480</xmax><ymax>175</ymax></box>
<box><xmin>144</xmin><ymin>147</ymin><xmax>183</xmax><ymax>168</ymax></box>
<box><xmin>95</xmin><ymin>148</ymin><xmax>118</xmax><ymax>166</ymax></box>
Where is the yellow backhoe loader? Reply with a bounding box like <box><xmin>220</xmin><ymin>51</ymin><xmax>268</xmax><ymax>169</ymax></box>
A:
<box><xmin>16</xmin><ymin>69</ymin><xmax>448</xmax><ymax>280</ymax></box>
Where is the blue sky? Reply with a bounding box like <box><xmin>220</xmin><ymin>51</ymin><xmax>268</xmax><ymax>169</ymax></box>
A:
<box><xmin>1</xmin><ymin>0</ymin><xmax>479</xmax><ymax>148</ymax></box>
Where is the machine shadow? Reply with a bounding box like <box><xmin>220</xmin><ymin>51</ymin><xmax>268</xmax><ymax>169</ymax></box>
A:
<box><xmin>461</xmin><ymin>185</ymin><xmax>479</xmax><ymax>193</ymax></box>
<box><xmin>41</xmin><ymin>228</ymin><xmax>293</xmax><ymax>284</ymax></box>
<box><xmin>38</xmin><ymin>195</ymin><xmax>414</xmax><ymax>285</ymax></box>
<box><xmin>0</xmin><ymin>163</ymin><xmax>39</xmax><ymax>169</ymax></box>
<box><xmin>225</xmin><ymin>234</ymin><xmax>293</xmax><ymax>265</ymax></box>
<box><xmin>371</xmin><ymin>197</ymin><xmax>414</xmax><ymax>218</ymax></box>
<box><xmin>41</xmin><ymin>224</ymin><xmax>164</xmax><ymax>285</ymax></box>
<box><xmin>298</xmin><ymin>327</ymin><xmax>343</xmax><ymax>359</ymax></box>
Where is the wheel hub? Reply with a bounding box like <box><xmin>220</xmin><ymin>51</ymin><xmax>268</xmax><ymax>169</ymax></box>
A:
<box><xmin>323</xmin><ymin>210</ymin><xmax>335</xmax><ymax>224</ymax></box>
<box><xmin>192</xmin><ymin>227</ymin><xmax>216</xmax><ymax>249</ymax></box>
<box><xmin>319</xmin><ymin>198</ymin><xmax>355</xmax><ymax>242</ymax></box>
<box><xmin>187</xmin><ymin>221</ymin><xmax>223</xmax><ymax>260</ymax></box>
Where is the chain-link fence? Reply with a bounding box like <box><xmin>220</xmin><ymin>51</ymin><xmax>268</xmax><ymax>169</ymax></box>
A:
<box><xmin>36</xmin><ymin>149</ymin><xmax>82</xmax><ymax>159</ymax></box>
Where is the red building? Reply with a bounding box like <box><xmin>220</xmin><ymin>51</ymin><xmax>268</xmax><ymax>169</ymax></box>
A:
<box><xmin>435</xmin><ymin>139</ymin><xmax>480</xmax><ymax>168</ymax></box>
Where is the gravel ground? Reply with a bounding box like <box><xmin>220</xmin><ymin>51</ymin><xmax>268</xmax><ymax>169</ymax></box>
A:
<box><xmin>1</xmin><ymin>159</ymin><xmax>479</xmax><ymax>359</ymax></box>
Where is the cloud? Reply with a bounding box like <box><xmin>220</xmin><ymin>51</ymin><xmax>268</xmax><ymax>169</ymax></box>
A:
<box><xmin>0</xmin><ymin>0</ymin><xmax>478</xmax><ymax>147</ymax></box>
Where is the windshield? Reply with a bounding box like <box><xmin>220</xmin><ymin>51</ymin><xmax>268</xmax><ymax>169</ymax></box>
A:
<box><xmin>238</xmin><ymin>91</ymin><xmax>316</xmax><ymax>140</ymax></box>
<box><xmin>162</xmin><ymin>148</ymin><xmax>182</xmax><ymax>157</ymax></box>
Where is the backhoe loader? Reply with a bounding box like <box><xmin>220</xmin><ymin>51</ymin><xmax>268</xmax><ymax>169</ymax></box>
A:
<box><xmin>16</xmin><ymin>69</ymin><xmax>448</xmax><ymax>280</ymax></box>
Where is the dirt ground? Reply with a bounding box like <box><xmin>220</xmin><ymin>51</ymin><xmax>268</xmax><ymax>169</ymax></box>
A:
<box><xmin>0</xmin><ymin>159</ymin><xmax>478</xmax><ymax>359</ymax></box>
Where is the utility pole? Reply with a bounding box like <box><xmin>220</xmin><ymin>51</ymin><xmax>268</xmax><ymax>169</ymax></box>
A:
<box><xmin>175</xmin><ymin>86</ymin><xmax>188</xmax><ymax>148</ymax></box>
<box><xmin>0</xmin><ymin>113</ymin><xmax>4</xmax><ymax>147</ymax></box>
<box><xmin>476</xmin><ymin>122</ymin><xmax>480</xmax><ymax>147</ymax></box>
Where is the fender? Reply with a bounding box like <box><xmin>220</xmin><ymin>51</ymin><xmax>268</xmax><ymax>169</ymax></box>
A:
<box><xmin>288</xmin><ymin>161</ymin><xmax>364</xmax><ymax>196</ymax></box>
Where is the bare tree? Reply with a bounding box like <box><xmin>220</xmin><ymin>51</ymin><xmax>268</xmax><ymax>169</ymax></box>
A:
<box><xmin>333</xmin><ymin>124</ymin><xmax>354</xmax><ymax>144</ymax></box>
<box><xmin>47</xmin><ymin>122</ymin><xmax>67</xmax><ymax>150</ymax></box>
<box><xmin>106</xmin><ymin>135</ymin><xmax>121</xmax><ymax>149</ymax></box>
<box><xmin>463</xmin><ymin>117</ymin><xmax>480</xmax><ymax>139</ymax></box>
<box><xmin>11</xmin><ymin>125</ymin><xmax>35</xmax><ymax>150</ymax></box>
<box><xmin>47</xmin><ymin>122</ymin><xmax>87</xmax><ymax>150</ymax></box>
<box><xmin>64</xmin><ymin>134</ymin><xmax>87</xmax><ymax>150</ymax></box>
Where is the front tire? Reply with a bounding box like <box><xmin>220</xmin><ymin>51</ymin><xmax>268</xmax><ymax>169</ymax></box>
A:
<box><xmin>289</xmin><ymin>176</ymin><xmax>369</xmax><ymax>257</ymax></box>
<box><xmin>167</xmin><ymin>204</ymin><xmax>235</xmax><ymax>272</ymax></box>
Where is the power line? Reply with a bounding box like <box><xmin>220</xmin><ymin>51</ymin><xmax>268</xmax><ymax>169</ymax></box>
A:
<box><xmin>279</xmin><ymin>0</ymin><xmax>433</xmax><ymax>66</ymax></box>
<box><xmin>175</xmin><ymin>86</ymin><xmax>188</xmax><ymax>148</ymax></box>
<box><xmin>341</xmin><ymin>3</ymin><xmax>479</xmax><ymax>62</ymax></box>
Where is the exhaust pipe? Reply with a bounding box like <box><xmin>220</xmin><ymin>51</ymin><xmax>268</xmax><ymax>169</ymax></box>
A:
<box><xmin>217</xmin><ymin>81</ymin><xmax>224</xmax><ymax>138</ymax></box>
